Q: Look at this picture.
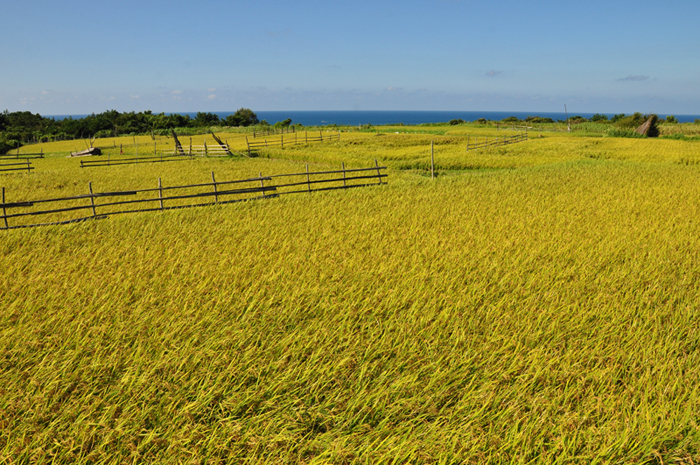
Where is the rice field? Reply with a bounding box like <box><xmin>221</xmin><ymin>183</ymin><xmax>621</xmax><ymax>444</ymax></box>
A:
<box><xmin>2</xmin><ymin>128</ymin><xmax>700</xmax><ymax>463</ymax></box>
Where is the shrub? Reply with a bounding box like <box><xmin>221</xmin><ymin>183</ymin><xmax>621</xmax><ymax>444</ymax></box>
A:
<box><xmin>591</xmin><ymin>113</ymin><xmax>609</xmax><ymax>122</ymax></box>
<box><xmin>661</xmin><ymin>133</ymin><xmax>687</xmax><ymax>140</ymax></box>
<box><xmin>611</xmin><ymin>113</ymin><xmax>626</xmax><ymax>123</ymax></box>
<box><xmin>605</xmin><ymin>128</ymin><xmax>646</xmax><ymax>138</ymax></box>
<box><xmin>666</xmin><ymin>115</ymin><xmax>678</xmax><ymax>124</ymax></box>
<box><xmin>449</xmin><ymin>119</ymin><xmax>465</xmax><ymax>125</ymax></box>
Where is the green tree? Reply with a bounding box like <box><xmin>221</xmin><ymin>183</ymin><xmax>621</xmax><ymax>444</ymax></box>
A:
<box><xmin>194</xmin><ymin>112</ymin><xmax>220</xmax><ymax>127</ymax></box>
<box><xmin>225</xmin><ymin>108</ymin><xmax>259</xmax><ymax>127</ymax></box>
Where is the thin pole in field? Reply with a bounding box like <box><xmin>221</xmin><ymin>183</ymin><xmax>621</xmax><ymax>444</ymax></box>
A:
<box><xmin>158</xmin><ymin>178</ymin><xmax>164</xmax><ymax>210</ymax></box>
<box><xmin>306</xmin><ymin>164</ymin><xmax>311</xmax><ymax>192</ymax></box>
<box><xmin>431</xmin><ymin>141</ymin><xmax>435</xmax><ymax>179</ymax></box>
<box><xmin>211</xmin><ymin>172</ymin><xmax>218</xmax><ymax>203</ymax></box>
<box><xmin>342</xmin><ymin>162</ymin><xmax>346</xmax><ymax>187</ymax></box>
<box><xmin>259</xmin><ymin>172</ymin><xmax>265</xmax><ymax>198</ymax></box>
<box><xmin>88</xmin><ymin>182</ymin><xmax>97</xmax><ymax>217</ymax></box>
<box><xmin>375</xmin><ymin>159</ymin><xmax>382</xmax><ymax>185</ymax></box>
<box><xmin>2</xmin><ymin>187</ymin><xmax>9</xmax><ymax>229</ymax></box>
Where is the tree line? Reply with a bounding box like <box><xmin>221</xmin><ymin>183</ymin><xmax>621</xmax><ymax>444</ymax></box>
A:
<box><xmin>0</xmin><ymin>108</ymin><xmax>261</xmax><ymax>154</ymax></box>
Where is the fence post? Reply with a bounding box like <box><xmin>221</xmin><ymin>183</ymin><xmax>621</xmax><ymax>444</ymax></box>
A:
<box><xmin>306</xmin><ymin>164</ymin><xmax>311</xmax><ymax>192</ymax></box>
<box><xmin>211</xmin><ymin>172</ymin><xmax>218</xmax><ymax>203</ymax></box>
<box><xmin>431</xmin><ymin>141</ymin><xmax>434</xmax><ymax>180</ymax></box>
<box><xmin>27</xmin><ymin>160</ymin><xmax>31</xmax><ymax>173</ymax></box>
<box><xmin>88</xmin><ymin>182</ymin><xmax>97</xmax><ymax>217</ymax></box>
<box><xmin>246</xmin><ymin>136</ymin><xmax>251</xmax><ymax>156</ymax></box>
<box><xmin>2</xmin><ymin>187</ymin><xmax>8</xmax><ymax>229</ymax></box>
<box><xmin>320</xmin><ymin>131</ymin><xmax>323</xmax><ymax>141</ymax></box>
<box><xmin>375</xmin><ymin>159</ymin><xmax>383</xmax><ymax>185</ymax></box>
<box><xmin>158</xmin><ymin>178</ymin><xmax>164</xmax><ymax>210</ymax></box>
<box><xmin>259</xmin><ymin>172</ymin><xmax>266</xmax><ymax>198</ymax></box>
<box><xmin>467</xmin><ymin>137</ymin><xmax>470</xmax><ymax>152</ymax></box>
<box><xmin>204</xmin><ymin>141</ymin><xmax>207</xmax><ymax>157</ymax></box>
<box><xmin>154</xmin><ymin>141</ymin><xmax>157</xmax><ymax>155</ymax></box>
<box><xmin>342</xmin><ymin>162</ymin><xmax>346</xmax><ymax>187</ymax></box>
<box><xmin>281</xmin><ymin>134</ymin><xmax>284</xmax><ymax>148</ymax></box>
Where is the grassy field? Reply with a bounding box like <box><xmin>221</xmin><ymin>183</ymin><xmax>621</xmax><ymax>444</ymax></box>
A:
<box><xmin>2</xmin><ymin>127</ymin><xmax>700</xmax><ymax>463</ymax></box>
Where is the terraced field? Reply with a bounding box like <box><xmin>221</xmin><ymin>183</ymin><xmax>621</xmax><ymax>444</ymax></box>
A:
<box><xmin>2</xmin><ymin>127</ymin><xmax>700</xmax><ymax>463</ymax></box>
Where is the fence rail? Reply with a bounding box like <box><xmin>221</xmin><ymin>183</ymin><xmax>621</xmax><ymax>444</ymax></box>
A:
<box><xmin>466</xmin><ymin>132</ymin><xmax>528</xmax><ymax>152</ymax></box>
<box><xmin>80</xmin><ymin>153</ymin><xmax>192</xmax><ymax>168</ymax></box>
<box><xmin>0</xmin><ymin>149</ymin><xmax>44</xmax><ymax>159</ymax></box>
<box><xmin>1</xmin><ymin>162</ymin><xmax>387</xmax><ymax>229</ymax></box>
<box><xmin>246</xmin><ymin>131</ymin><xmax>340</xmax><ymax>155</ymax></box>
<box><xmin>0</xmin><ymin>160</ymin><xmax>34</xmax><ymax>174</ymax></box>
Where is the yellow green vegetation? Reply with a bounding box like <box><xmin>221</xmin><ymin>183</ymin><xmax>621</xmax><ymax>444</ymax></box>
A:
<box><xmin>2</xmin><ymin>128</ymin><xmax>700</xmax><ymax>463</ymax></box>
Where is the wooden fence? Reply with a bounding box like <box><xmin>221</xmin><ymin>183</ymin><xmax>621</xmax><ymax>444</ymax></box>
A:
<box><xmin>187</xmin><ymin>144</ymin><xmax>230</xmax><ymax>157</ymax></box>
<box><xmin>0</xmin><ymin>149</ymin><xmax>44</xmax><ymax>159</ymax></box>
<box><xmin>1</xmin><ymin>162</ymin><xmax>387</xmax><ymax>229</ymax></box>
<box><xmin>251</xmin><ymin>126</ymin><xmax>296</xmax><ymax>138</ymax></box>
<box><xmin>246</xmin><ymin>131</ymin><xmax>340</xmax><ymax>155</ymax></box>
<box><xmin>0</xmin><ymin>160</ymin><xmax>34</xmax><ymax>174</ymax></box>
<box><xmin>80</xmin><ymin>153</ymin><xmax>192</xmax><ymax>168</ymax></box>
<box><xmin>466</xmin><ymin>132</ymin><xmax>528</xmax><ymax>152</ymax></box>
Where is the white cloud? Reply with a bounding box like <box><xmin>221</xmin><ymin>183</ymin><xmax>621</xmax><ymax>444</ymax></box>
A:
<box><xmin>207</xmin><ymin>94</ymin><xmax>217</xmax><ymax>100</ymax></box>
<box><xmin>617</xmin><ymin>75</ymin><xmax>649</xmax><ymax>82</ymax></box>
<box><xmin>171</xmin><ymin>90</ymin><xmax>183</xmax><ymax>95</ymax></box>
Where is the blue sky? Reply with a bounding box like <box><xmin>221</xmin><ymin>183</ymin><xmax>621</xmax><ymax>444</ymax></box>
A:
<box><xmin>1</xmin><ymin>0</ymin><xmax>698</xmax><ymax>115</ymax></box>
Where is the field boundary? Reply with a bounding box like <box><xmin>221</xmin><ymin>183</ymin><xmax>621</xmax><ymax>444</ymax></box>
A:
<box><xmin>80</xmin><ymin>153</ymin><xmax>193</xmax><ymax>168</ymax></box>
<box><xmin>1</xmin><ymin>162</ymin><xmax>387</xmax><ymax>229</ymax></box>
<box><xmin>246</xmin><ymin>131</ymin><xmax>340</xmax><ymax>155</ymax></box>
<box><xmin>0</xmin><ymin>149</ymin><xmax>44</xmax><ymax>159</ymax></box>
<box><xmin>466</xmin><ymin>132</ymin><xmax>528</xmax><ymax>151</ymax></box>
<box><xmin>0</xmin><ymin>160</ymin><xmax>34</xmax><ymax>174</ymax></box>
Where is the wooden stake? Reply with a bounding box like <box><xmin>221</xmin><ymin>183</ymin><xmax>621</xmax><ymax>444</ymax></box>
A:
<box><xmin>2</xmin><ymin>187</ymin><xmax>8</xmax><ymax>229</ymax></box>
<box><xmin>89</xmin><ymin>182</ymin><xmax>97</xmax><ymax>217</ymax></box>
<box><xmin>342</xmin><ymin>162</ymin><xmax>346</xmax><ymax>187</ymax></box>
<box><xmin>431</xmin><ymin>141</ymin><xmax>435</xmax><ymax>179</ymax></box>
<box><xmin>306</xmin><ymin>164</ymin><xmax>311</xmax><ymax>192</ymax></box>
<box><xmin>158</xmin><ymin>178</ymin><xmax>164</xmax><ymax>210</ymax></box>
<box><xmin>211</xmin><ymin>172</ymin><xmax>218</xmax><ymax>203</ymax></box>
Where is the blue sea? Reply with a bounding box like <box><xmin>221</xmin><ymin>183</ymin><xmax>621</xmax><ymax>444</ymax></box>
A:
<box><xmin>49</xmin><ymin>110</ymin><xmax>700</xmax><ymax>125</ymax></box>
<box><xmin>253</xmin><ymin>111</ymin><xmax>700</xmax><ymax>126</ymax></box>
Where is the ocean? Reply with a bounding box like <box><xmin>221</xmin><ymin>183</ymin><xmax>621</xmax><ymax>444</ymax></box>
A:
<box><xmin>48</xmin><ymin>110</ymin><xmax>700</xmax><ymax>125</ymax></box>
